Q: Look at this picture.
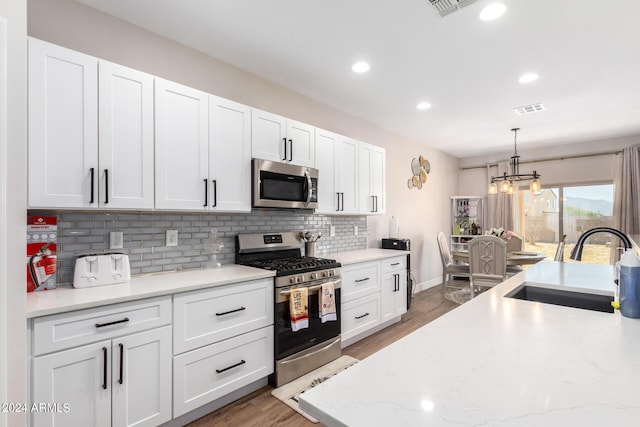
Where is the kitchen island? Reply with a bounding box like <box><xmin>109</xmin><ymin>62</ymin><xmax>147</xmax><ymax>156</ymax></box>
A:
<box><xmin>299</xmin><ymin>261</ymin><xmax>640</xmax><ymax>426</ymax></box>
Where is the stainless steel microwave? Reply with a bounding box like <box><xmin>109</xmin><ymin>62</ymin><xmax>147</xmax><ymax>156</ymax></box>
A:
<box><xmin>252</xmin><ymin>159</ymin><xmax>318</xmax><ymax>209</ymax></box>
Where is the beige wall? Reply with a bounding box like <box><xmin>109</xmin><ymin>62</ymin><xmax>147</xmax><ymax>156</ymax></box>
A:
<box><xmin>28</xmin><ymin>0</ymin><xmax>460</xmax><ymax>290</ymax></box>
<box><xmin>0</xmin><ymin>0</ymin><xmax>28</xmax><ymax>425</ymax></box>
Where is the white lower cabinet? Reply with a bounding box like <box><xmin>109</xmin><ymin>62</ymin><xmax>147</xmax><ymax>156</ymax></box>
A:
<box><xmin>32</xmin><ymin>326</ymin><xmax>172</xmax><ymax>427</ymax></box>
<box><xmin>341</xmin><ymin>293</ymin><xmax>381</xmax><ymax>343</ymax></box>
<box><xmin>173</xmin><ymin>327</ymin><xmax>273</xmax><ymax>417</ymax></box>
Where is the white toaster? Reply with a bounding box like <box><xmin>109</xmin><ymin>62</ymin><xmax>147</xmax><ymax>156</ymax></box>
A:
<box><xmin>73</xmin><ymin>253</ymin><xmax>131</xmax><ymax>288</ymax></box>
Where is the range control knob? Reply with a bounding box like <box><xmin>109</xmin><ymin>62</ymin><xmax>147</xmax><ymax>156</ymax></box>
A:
<box><xmin>328</xmin><ymin>270</ymin><xmax>334</xmax><ymax>277</ymax></box>
<box><xmin>310</xmin><ymin>272</ymin><xmax>318</xmax><ymax>280</ymax></box>
<box><xmin>297</xmin><ymin>275</ymin><xmax>303</xmax><ymax>283</ymax></box>
<box><xmin>290</xmin><ymin>276</ymin><xmax>297</xmax><ymax>284</ymax></box>
<box><xmin>322</xmin><ymin>271</ymin><xmax>328</xmax><ymax>278</ymax></box>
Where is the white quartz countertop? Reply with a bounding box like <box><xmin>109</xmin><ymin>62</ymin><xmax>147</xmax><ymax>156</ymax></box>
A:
<box><xmin>26</xmin><ymin>264</ymin><xmax>275</xmax><ymax>318</ymax></box>
<box><xmin>300</xmin><ymin>261</ymin><xmax>640</xmax><ymax>426</ymax></box>
<box><xmin>330</xmin><ymin>248</ymin><xmax>409</xmax><ymax>265</ymax></box>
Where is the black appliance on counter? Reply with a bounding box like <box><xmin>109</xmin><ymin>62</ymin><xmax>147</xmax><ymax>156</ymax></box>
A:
<box><xmin>382</xmin><ymin>238</ymin><xmax>413</xmax><ymax>309</ymax></box>
<box><xmin>236</xmin><ymin>232</ymin><xmax>341</xmax><ymax>387</ymax></box>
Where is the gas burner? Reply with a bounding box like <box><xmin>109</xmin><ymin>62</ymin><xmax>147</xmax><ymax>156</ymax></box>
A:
<box><xmin>240</xmin><ymin>256</ymin><xmax>340</xmax><ymax>276</ymax></box>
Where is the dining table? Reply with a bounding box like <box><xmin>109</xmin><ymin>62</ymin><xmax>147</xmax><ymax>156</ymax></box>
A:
<box><xmin>452</xmin><ymin>250</ymin><xmax>547</xmax><ymax>265</ymax></box>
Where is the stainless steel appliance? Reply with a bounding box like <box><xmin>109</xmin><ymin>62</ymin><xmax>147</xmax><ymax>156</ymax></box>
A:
<box><xmin>236</xmin><ymin>232</ymin><xmax>341</xmax><ymax>387</ymax></box>
<box><xmin>252</xmin><ymin>159</ymin><xmax>318</xmax><ymax>209</ymax></box>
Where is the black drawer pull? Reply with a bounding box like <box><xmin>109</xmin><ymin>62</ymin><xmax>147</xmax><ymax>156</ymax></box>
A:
<box><xmin>355</xmin><ymin>312</ymin><xmax>370</xmax><ymax>319</ymax></box>
<box><xmin>216</xmin><ymin>359</ymin><xmax>246</xmax><ymax>374</ymax></box>
<box><xmin>355</xmin><ymin>277</ymin><xmax>370</xmax><ymax>283</ymax></box>
<box><xmin>215</xmin><ymin>307</ymin><xmax>246</xmax><ymax>316</ymax></box>
<box><xmin>390</xmin><ymin>262</ymin><xmax>401</xmax><ymax>266</ymax></box>
<box><xmin>102</xmin><ymin>347</ymin><xmax>108</xmax><ymax>390</ymax></box>
<box><xmin>95</xmin><ymin>317</ymin><xmax>130</xmax><ymax>328</ymax></box>
<box><xmin>118</xmin><ymin>343</ymin><xmax>124</xmax><ymax>384</ymax></box>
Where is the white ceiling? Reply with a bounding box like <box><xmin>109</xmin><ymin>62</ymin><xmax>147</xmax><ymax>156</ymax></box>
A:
<box><xmin>76</xmin><ymin>0</ymin><xmax>640</xmax><ymax>159</ymax></box>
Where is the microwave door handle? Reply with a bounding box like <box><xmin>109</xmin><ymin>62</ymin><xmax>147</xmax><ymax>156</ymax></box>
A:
<box><xmin>304</xmin><ymin>170</ymin><xmax>312</xmax><ymax>205</ymax></box>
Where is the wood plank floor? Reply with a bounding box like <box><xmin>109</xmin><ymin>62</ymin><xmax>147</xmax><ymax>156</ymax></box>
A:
<box><xmin>187</xmin><ymin>284</ymin><xmax>461</xmax><ymax>427</ymax></box>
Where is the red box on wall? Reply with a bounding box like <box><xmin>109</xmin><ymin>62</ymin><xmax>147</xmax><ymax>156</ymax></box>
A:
<box><xmin>27</xmin><ymin>216</ymin><xmax>57</xmax><ymax>292</ymax></box>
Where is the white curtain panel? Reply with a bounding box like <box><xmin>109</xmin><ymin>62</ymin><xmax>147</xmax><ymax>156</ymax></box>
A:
<box><xmin>487</xmin><ymin>161</ymin><xmax>514</xmax><ymax>232</ymax></box>
<box><xmin>614</xmin><ymin>145</ymin><xmax>640</xmax><ymax>235</ymax></box>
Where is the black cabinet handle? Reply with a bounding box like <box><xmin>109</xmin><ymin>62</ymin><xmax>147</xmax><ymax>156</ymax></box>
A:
<box><xmin>288</xmin><ymin>139</ymin><xmax>293</xmax><ymax>162</ymax></box>
<box><xmin>282</xmin><ymin>137</ymin><xmax>287</xmax><ymax>161</ymax></box>
<box><xmin>391</xmin><ymin>262</ymin><xmax>401</xmax><ymax>266</ymax></box>
<box><xmin>216</xmin><ymin>359</ymin><xmax>246</xmax><ymax>374</ymax></box>
<box><xmin>340</xmin><ymin>193</ymin><xmax>344</xmax><ymax>211</ymax></box>
<box><xmin>355</xmin><ymin>277</ymin><xmax>370</xmax><ymax>283</ymax></box>
<box><xmin>118</xmin><ymin>343</ymin><xmax>124</xmax><ymax>384</ymax></box>
<box><xmin>203</xmin><ymin>178</ymin><xmax>208</xmax><ymax>207</ymax></box>
<box><xmin>371</xmin><ymin>195</ymin><xmax>375</xmax><ymax>212</ymax></box>
<box><xmin>90</xmin><ymin>168</ymin><xmax>95</xmax><ymax>204</ymax></box>
<box><xmin>355</xmin><ymin>312</ymin><xmax>370</xmax><ymax>320</ymax></box>
<box><xmin>211</xmin><ymin>180</ymin><xmax>217</xmax><ymax>207</ymax></box>
<box><xmin>104</xmin><ymin>169</ymin><xmax>109</xmax><ymax>204</ymax></box>
<box><xmin>95</xmin><ymin>317</ymin><xmax>130</xmax><ymax>328</ymax></box>
<box><xmin>102</xmin><ymin>347</ymin><xmax>108</xmax><ymax>390</ymax></box>
<box><xmin>216</xmin><ymin>307</ymin><xmax>246</xmax><ymax>316</ymax></box>
<box><xmin>336</xmin><ymin>192</ymin><xmax>340</xmax><ymax>212</ymax></box>
<box><xmin>374</xmin><ymin>195</ymin><xmax>378</xmax><ymax>212</ymax></box>
<box><xmin>395</xmin><ymin>274</ymin><xmax>399</xmax><ymax>291</ymax></box>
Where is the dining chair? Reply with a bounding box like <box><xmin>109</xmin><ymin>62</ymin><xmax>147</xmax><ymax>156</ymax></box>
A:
<box><xmin>554</xmin><ymin>234</ymin><xmax>567</xmax><ymax>261</ymax></box>
<box><xmin>437</xmin><ymin>231</ymin><xmax>470</xmax><ymax>294</ymax></box>
<box><xmin>468</xmin><ymin>235</ymin><xmax>507</xmax><ymax>297</ymax></box>
<box><xmin>505</xmin><ymin>233</ymin><xmax>524</xmax><ymax>276</ymax></box>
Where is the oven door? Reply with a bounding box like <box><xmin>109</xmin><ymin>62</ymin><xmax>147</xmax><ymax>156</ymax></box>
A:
<box><xmin>275</xmin><ymin>279</ymin><xmax>341</xmax><ymax>360</ymax></box>
<box><xmin>253</xmin><ymin>159</ymin><xmax>318</xmax><ymax>209</ymax></box>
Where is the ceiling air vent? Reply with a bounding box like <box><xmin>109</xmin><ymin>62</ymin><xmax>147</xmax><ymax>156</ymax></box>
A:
<box><xmin>428</xmin><ymin>0</ymin><xmax>477</xmax><ymax>17</ymax></box>
<box><xmin>514</xmin><ymin>103</ymin><xmax>545</xmax><ymax>116</ymax></box>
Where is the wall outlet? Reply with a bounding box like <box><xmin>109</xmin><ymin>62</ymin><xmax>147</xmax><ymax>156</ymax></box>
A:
<box><xmin>110</xmin><ymin>231</ymin><xmax>123</xmax><ymax>249</ymax></box>
<box><xmin>354</xmin><ymin>226</ymin><xmax>358</xmax><ymax>236</ymax></box>
<box><xmin>166</xmin><ymin>230</ymin><xmax>178</xmax><ymax>247</ymax></box>
<box><xmin>329</xmin><ymin>225</ymin><xmax>336</xmax><ymax>237</ymax></box>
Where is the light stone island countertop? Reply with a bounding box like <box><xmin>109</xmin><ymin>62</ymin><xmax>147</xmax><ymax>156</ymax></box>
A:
<box><xmin>300</xmin><ymin>260</ymin><xmax>640</xmax><ymax>426</ymax></box>
<box><xmin>25</xmin><ymin>247</ymin><xmax>406</xmax><ymax>319</ymax></box>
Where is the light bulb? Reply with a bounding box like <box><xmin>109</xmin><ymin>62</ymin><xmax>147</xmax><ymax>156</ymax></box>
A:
<box><xmin>488</xmin><ymin>182</ymin><xmax>498</xmax><ymax>195</ymax></box>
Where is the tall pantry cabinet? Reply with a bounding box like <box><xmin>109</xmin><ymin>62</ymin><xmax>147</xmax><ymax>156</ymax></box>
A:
<box><xmin>28</xmin><ymin>38</ymin><xmax>154</xmax><ymax>209</ymax></box>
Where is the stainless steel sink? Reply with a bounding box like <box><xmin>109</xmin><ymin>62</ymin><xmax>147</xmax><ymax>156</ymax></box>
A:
<box><xmin>505</xmin><ymin>284</ymin><xmax>614</xmax><ymax>313</ymax></box>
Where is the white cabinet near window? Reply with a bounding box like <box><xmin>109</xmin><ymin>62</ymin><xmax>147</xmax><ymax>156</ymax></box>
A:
<box><xmin>31</xmin><ymin>297</ymin><xmax>172</xmax><ymax>427</ymax></box>
<box><xmin>155</xmin><ymin>79</ymin><xmax>252</xmax><ymax>211</ymax></box>
<box><xmin>251</xmin><ymin>108</ymin><xmax>315</xmax><ymax>167</ymax></box>
<box><xmin>28</xmin><ymin>38</ymin><xmax>155</xmax><ymax>209</ymax></box>
<box><xmin>359</xmin><ymin>142</ymin><xmax>385</xmax><ymax>214</ymax></box>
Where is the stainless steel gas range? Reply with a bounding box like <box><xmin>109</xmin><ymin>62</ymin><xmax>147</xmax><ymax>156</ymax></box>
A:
<box><xmin>235</xmin><ymin>232</ymin><xmax>342</xmax><ymax>387</ymax></box>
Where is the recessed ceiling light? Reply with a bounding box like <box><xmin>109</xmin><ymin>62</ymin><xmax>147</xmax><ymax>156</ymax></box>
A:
<box><xmin>352</xmin><ymin>61</ymin><xmax>370</xmax><ymax>73</ymax></box>
<box><xmin>518</xmin><ymin>73</ymin><xmax>539</xmax><ymax>83</ymax></box>
<box><xmin>416</xmin><ymin>102</ymin><xmax>432</xmax><ymax>110</ymax></box>
<box><xmin>479</xmin><ymin>3</ymin><xmax>506</xmax><ymax>21</ymax></box>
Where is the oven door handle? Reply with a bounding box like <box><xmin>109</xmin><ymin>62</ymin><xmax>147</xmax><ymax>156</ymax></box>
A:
<box><xmin>279</xmin><ymin>279</ymin><xmax>342</xmax><ymax>295</ymax></box>
<box><xmin>304</xmin><ymin>169</ymin><xmax>312</xmax><ymax>206</ymax></box>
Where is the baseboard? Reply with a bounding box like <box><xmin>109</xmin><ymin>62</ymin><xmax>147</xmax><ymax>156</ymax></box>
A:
<box><xmin>413</xmin><ymin>277</ymin><xmax>441</xmax><ymax>293</ymax></box>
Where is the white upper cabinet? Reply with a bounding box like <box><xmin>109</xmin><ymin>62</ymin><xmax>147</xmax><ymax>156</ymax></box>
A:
<box><xmin>336</xmin><ymin>136</ymin><xmax>359</xmax><ymax>214</ymax></box>
<box><xmin>358</xmin><ymin>142</ymin><xmax>385</xmax><ymax>214</ymax></box>
<box><xmin>208</xmin><ymin>95</ymin><xmax>252</xmax><ymax>212</ymax></box>
<box><xmin>315</xmin><ymin>128</ymin><xmax>338</xmax><ymax>213</ymax></box>
<box><xmin>154</xmin><ymin>78</ymin><xmax>209</xmax><ymax>210</ymax></box>
<box><xmin>98</xmin><ymin>61</ymin><xmax>155</xmax><ymax>209</ymax></box>
<box><xmin>28</xmin><ymin>38</ymin><xmax>98</xmax><ymax>208</ymax></box>
<box><xmin>28</xmin><ymin>38</ymin><xmax>154</xmax><ymax>209</ymax></box>
<box><xmin>251</xmin><ymin>108</ymin><xmax>315</xmax><ymax>167</ymax></box>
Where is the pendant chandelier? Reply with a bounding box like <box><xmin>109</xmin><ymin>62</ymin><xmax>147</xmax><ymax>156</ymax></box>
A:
<box><xmin>488</xmin><ymin>128</ymin><xmax>541</xmax><ymax>195</ymax></box>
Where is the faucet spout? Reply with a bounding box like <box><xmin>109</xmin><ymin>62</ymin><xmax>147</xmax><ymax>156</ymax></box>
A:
<box><xmin>569</xmin><ymin>227</ymin><xmax>632</xmax><ymax>261</ymax></box>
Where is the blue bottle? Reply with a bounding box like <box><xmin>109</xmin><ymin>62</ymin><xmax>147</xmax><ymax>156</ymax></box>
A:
<box><xmin>619</xmin><ymin>249</ymin><xmax>640</xmax><ymax>319</ymax></box>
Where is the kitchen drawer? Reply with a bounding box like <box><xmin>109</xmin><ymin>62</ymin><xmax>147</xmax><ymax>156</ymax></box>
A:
<box><xmin>341</xmin><ymin>261</ymin><xmax>379</xmax><ymax>302</ymax></box>
<box><xmin>341</xmin><ymin>293</ymin><xmax>380</xmax><ymax>342</ymax></box>
<box><xmin>173</xmin><ymin>326</ymin><xmax>273</xmax><ymax>417</ymax></box>
<box><xmin>173</xmin><ymin>278</ymin><xmax>273</xmax><ymax>354</ymax></box>
<box><xmin>380</xmin><ymin>255</ymin><xmax>406</xmax><ymax>273</ymax></box>
<box><xmin>32</xmin><ymin>296</ymin><xmax>171</xmax><ymax>356</ymax></box>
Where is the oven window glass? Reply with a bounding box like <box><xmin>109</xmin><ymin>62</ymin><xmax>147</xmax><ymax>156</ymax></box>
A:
<box><xmin>260</xmin><ymin>171</ymin><xmax>305</xmax><ymax>201</ymax></box>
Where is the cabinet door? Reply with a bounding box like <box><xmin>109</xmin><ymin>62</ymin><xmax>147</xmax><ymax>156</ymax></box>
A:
<box><xmin>336</xmin><ymin>136</ymin><xmax>359</xmax><ymax>214</ymax></box>
<box><xmin>286</xmin><ymin>119</ymin><xmax>315</xmax><ymax>167</ymax></box>
<box><xmin>251</xmin><ymin>108</ymin><xmax>286</xmax><ymax>163</ymax></box>
<box><xmin>209</xmin><ymin>95</ymin><xmax>251</xmax><ymax>212</ymax></box>
<box><xmin>155</xmin><ymin>78</ymin><xmax>209</xmax><ymax>210</ymax></box>
<box><xmin>112</xmin><ymin>327</ymin><xmax>172</xmax><ymax>427</ymax></box>
<box><xmin>358</xmin><ymin>143</ymin><xmax>373</xmax><ymax>214</ymax></box>
<box><xmin>380</xmin><ymin>271</ymin><xmax>407</xmax><ymax>323</ymax></box>
<box><xmin>98</xmin><ymin>61</ymin><xmax>154</xmax><ymax>209</ymax></box>
<box><xmin>28</xmin><ymin>38</ymin><xmax>98</xmax><ymax>208</ymax></box>
<box><xmin>32</xmin><ymin>340</ymin><xmax>111</xmax><ymax>427</ymax></box>
<box><xmin>370</xmin><ymin>145</ymin><xmax>386</xmax><ymax>214</ymax></box>
<box><xmin>314</xmin><ymin>128</ymin><xmax>338</xmax><ymax>213</ymax></box>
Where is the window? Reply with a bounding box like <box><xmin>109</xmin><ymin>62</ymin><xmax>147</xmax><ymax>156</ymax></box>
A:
<box><xmin>518</xmin><ymin>183</ymin><xmax>615</xmax><ymax>264</ymax></box>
